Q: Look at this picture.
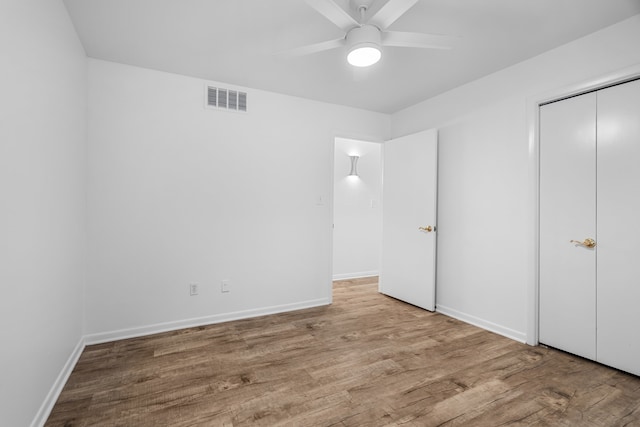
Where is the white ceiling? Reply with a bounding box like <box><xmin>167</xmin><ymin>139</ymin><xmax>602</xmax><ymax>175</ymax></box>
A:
<box><xmin>63</xmin><ymin>0</ymin><xmax>640</xmax><ymax>114</ymax></box>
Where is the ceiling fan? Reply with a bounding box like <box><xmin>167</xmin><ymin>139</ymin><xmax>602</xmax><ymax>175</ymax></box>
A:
<box><xmin>284</xmin><ymin>0</ymin><xmax>455</xmax><ymax>67</ymax></box>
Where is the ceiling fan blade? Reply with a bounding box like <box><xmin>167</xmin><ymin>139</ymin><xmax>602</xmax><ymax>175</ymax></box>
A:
<box><xmin>367</xmin><ymin>0</ymin><xmax>419</xmax><ymax>30</ymax></box>
<box><xmin>277</xmin><ymin>38</ymin><xmax>345</xmax><ymax>58</ymax></box>
<box><xmin>382</xmin><ymin>31</ymin><xmax>455</xmax><ymax>50</ymax></box>
<box><xmin>305</xmin><ymin>0</ymin><xmax>359</xmax><ymax>32</ymax></box>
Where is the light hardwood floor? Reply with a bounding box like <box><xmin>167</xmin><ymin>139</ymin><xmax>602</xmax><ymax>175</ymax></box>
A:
<box><xmin>46</xmin><ymin>277</ymin><xmax>640</xmax><ymax>426</ymax></box>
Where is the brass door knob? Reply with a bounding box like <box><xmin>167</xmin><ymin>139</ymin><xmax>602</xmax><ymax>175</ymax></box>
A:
<box><xmin>570</xmin><ymin>238</ymin><xmax>596</xmax><ymax>248</ymax></box>
<box><xmin>418</xmin><ymin>226</ymin><xmax>434</xmax><ymax>232</ymax></box>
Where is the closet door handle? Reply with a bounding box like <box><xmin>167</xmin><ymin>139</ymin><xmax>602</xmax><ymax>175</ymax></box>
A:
<box><xmin>570</xmin><ymin>238</ymin><xmax>596</xmax><ymax>248</ymax></box>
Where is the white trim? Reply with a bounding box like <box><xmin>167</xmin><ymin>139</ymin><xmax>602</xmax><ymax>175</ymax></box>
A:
<box><xmin>525</xmin><ymin>94</ymin><xmax>541</xmax><ymax>346</ymax></box>
<box><xmin>436</xmin><ymin>304</ymin><xmax>527</xmax><ymax>344</ymax></box>
<box><xmin>526</xmin><ymin>62</ymin><xmax>640</xmax><ymax>346</ymax></box>
<box><xmin>328</xmin><ymin>135</ymin><xmax>337</xmax><ymax>306</ymax></box>
<box><xmin>378</xmin><ymin>138</ymin><xmax>386</xmax><ymax>295</ymax></box>
<box><xmin>84</xmin><ymin>298</ymin><xmax>331</xmax><ymax>345</ymax></box>
<box><xmin>332</xmin><ymin>271</ymin><xmax>379</xmax><ymax>281</ymax></box>
<box><xmin>30</xmin><ymin>337</ymin><xmax>86</xmax><ymax>427</ymax></box>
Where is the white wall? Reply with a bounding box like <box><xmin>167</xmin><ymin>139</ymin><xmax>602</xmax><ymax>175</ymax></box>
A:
<box><xmin>333</xmin><ymin>138</ymin><xmax>382</xmax><ymax>280</ymax></box>
<box><xmin>392</xmin><ymin>14</ymin><xmax>640</xmax><ymax>342</ymax></box>
<box><xmin>85</xmin><ymin>59</ymin><xmax>390</xmax><ymax>338</ymax></box>
<box><xmin>0</xmin><ymin>0</ymin><xmax>87</xmax><ymax>425</ymax></box>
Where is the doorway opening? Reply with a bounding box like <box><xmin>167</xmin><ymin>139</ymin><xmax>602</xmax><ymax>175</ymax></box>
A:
<box><xmin>332</xmin><ymin>137</ymin><xmax>382</xmax><ymax>290</ymax></box>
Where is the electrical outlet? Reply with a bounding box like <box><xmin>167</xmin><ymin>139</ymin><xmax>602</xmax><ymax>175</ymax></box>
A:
<box><xmin>221</xmin><ymin>280</ymin><xmax>230</xmax><ymax>293</ymax></box>
<box><xmin>189</xmin><ymin>283</ymin><xmax>199</xmax><ymax>296</ymax></box>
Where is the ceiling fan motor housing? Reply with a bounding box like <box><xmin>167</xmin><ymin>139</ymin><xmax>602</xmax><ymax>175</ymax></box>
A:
<box><xmin>347</xmin><ymin>24</ymin><xmax>382</xmax><ymax>49</ymax></box>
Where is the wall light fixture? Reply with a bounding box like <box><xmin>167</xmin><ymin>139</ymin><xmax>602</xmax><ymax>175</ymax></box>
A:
<box><xmin>349</xmin><ymin>155</ymin><xmax>359</xmax><ymax>176</ymax></box>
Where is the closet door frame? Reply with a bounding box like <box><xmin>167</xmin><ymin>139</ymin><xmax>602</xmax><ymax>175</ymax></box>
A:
<box><xmin>526</xmin><ymin>64</ymin><xmax>640</xmax><ymax>346</ymax></box>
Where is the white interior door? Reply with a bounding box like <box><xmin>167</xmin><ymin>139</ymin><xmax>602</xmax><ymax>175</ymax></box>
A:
<box><xmin>539</xmin><ymin>78</ymin><xmax>640</xmax><ymax>376</ymax></box>
<box><xmin>380</xmin><ymin>129</ymin><xmax>438</xmax><ymax>311</ymax></box>
<box><xmin>596</xmin><ymin>78</ymin><xmax>640</xmax><ymax>376</ymax></box>
<box><xmin>539</xmin><ymin>93</ymin><xmax>597</xmax><ymax>360</ymax></box>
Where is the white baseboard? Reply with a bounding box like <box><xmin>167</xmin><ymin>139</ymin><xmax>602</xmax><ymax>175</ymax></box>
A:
<box><xmin>85</xmin><ymin>297</ymin><xmax>331</xmax><ymax>345</ymax></box>
<box><xmin>31</xmin><ymin>336</ymin><xmax>86</xmax><ymax>427</ymax></box>
<box><xmin>436</xmin><ymin>304</ymin><xmax>527</xmax><ymax>344</ymax></box>
<box><xmin>332</xmin><ymin>271</ymin><xmax>378</xmax><ymax>281</ymax></box>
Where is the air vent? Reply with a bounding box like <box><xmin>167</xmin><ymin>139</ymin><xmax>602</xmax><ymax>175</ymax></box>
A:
<box><xmin>206</xmin><ymin>86</ymin><xmax>247</xmax><ymax>112</ymax></box>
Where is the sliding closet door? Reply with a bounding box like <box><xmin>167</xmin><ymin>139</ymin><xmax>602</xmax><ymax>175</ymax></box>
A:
<box><xmin>596</xmin><ymin>79</ymin><xmax>640</xmax><ymax>376</ymax></box>
<box><xmin>539</xmin><ymin>93</ymin><xmax>597</xmax><ymax>360</ymax></box>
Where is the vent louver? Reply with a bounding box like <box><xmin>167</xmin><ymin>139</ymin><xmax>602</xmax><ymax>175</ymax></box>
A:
<box><xmin>238</xmin><ymin>92</ymin><xmax>247</xmax><ymax>111</ymax></box>
<box><xmin>207</xmin><ymin>86</ymin><xmax>247</xmax><ymax>112</ymax></box>
<box><xmin>217</xmin><ymin>88</ymin><xmax>227</xmax><ymax>108</ymax></box>
<box><xmin>228</xmin><ymin>90</ymin><xmax>238</xmax><ymax>110</ymax></box>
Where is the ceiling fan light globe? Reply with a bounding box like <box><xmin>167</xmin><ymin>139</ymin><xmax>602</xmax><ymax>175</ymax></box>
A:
<box><xmin>347</xmin><ymin>45</ymin><xmax>381</xmax><ymax>67</ymax></box>
<box><xmin>346</xmin><ymin>24</ymin><xmax>382</xmax><ymax>67</ymax></box>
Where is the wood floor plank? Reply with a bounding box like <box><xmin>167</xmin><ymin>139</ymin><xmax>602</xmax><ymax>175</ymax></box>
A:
<box><xmin>45</xmin><ymin>278</ymin><xmax>640</xmax><ymax>426</ymax></box>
